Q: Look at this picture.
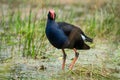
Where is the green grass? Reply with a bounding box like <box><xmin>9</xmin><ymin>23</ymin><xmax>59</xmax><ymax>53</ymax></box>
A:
<box><xmin>0</xmin><ymin>8</ymin><xmax>47</xmax><ymax>58</ymax></box>
<box><xmin>84</xmin><ymin>2</ymin><xmax>120</xmax><ymax>42</ymax></box>
<box><xmin>51</xmin><ymin>66</ymin><xmax>118</xmax><ymax>80</ymax></box>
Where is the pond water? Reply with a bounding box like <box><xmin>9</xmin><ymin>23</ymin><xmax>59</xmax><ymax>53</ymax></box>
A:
<box><xmin>0</xmin><ymin>43</ymin><xmax>120</xmax><ymax>80</ymax></box>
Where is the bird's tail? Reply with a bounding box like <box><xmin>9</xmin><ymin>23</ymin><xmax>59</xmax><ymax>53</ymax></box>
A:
<box><xmin>85</xmin><ymin>35</ymin><xmax>93</xmax><ymax>43</ymax></box>
<box><xmin>81</xmin><ymin>34</ymin><xmax>93</xmax><ymax>43</ymax></box>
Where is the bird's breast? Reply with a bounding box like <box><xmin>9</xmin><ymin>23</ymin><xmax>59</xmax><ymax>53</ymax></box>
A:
<box><xmin>45</xmin><ymin>26</ymin><xmax>68</xmax><ymax>49</ymax></box>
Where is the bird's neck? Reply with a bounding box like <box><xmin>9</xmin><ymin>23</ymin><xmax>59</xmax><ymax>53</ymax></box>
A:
<box><xmin>47</xmin><ymin>19</ymin><xmax>56</xmax><ymax>27</ymax></box>
<box><xmin>47</xmin><ymin>18</ymin><xmax>55</xmax><ymax>23</ymax></box>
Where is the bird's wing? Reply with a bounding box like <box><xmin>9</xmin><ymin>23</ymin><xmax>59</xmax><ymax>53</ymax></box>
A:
<box><xmin>57</xmin><ymin>22</ymin><xmax>83</xmax><ymax>36</ymax></box>
<box><xmin>57</xmin><ymin>22</ymin><xmax>93</xmax><ymax>42</ymax></box>
<box><xmin>57</xmin><ymin>22</ymin><xmax>83</xmax><ymax>43</ymax></box>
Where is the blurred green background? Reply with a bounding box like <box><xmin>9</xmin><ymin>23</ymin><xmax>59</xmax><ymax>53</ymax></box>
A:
<box><xmin>0</xmin><ymin>0</ymin><xmax>120</xmax><ymax>80</ymax></box>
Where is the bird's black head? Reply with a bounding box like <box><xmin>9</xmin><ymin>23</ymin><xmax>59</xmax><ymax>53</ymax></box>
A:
<box><xmin>48</xmin><ymin>10</ymin><xmax>56</xmax><ymax>20</ymax></box>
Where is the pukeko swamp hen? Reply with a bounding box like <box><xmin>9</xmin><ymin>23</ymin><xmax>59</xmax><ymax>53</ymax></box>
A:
<box><xmin>45</xmin><ymin>10</ymin><xmax>93</xmax><ymax>70</ymax></box>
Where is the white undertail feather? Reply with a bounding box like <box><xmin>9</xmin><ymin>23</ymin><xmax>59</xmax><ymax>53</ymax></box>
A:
<box><xmin>81</xmin><ymin>34</ymin><xmax>86</xmax><ymax>40</ymax></box>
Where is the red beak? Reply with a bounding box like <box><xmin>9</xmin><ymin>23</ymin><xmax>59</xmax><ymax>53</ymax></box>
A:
<box><xmin>49</xmin><ymin>10</ymin><xmax>55</xmax><ymax>19</ymax></box>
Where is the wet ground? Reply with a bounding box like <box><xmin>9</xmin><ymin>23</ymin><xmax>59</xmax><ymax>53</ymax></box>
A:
<box><xmin>0</xmin><ymin>42</ymin><xmax>120</xmax><ymax>80</ymax></box>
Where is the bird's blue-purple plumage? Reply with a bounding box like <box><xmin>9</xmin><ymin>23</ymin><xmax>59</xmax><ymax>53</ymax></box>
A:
<box><xmin>45</xmin><ymin>11</ymin><xmax>93</xmax><ymax>49</ymax></box>
<box><xmin>46</xmin><ymin>19</ymin><xmax>69</xmax><ymax>49</ymax></box>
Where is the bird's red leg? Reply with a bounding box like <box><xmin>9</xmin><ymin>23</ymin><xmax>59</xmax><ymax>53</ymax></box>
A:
<box><xmin>69</xmin><ymin>48</ymin><xmax>79</xmax><ymax>70</ymax></box>
<box><xmin>62</xmin><ymin>49</ymin><xmax>67</xmax><ymax>70</ymax></box>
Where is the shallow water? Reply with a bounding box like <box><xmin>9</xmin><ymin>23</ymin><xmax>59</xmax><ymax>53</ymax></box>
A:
<box><xmin>0</xmin><ymin>43</ymin><xmax>120</xmax><ymax>80</ymax></box>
